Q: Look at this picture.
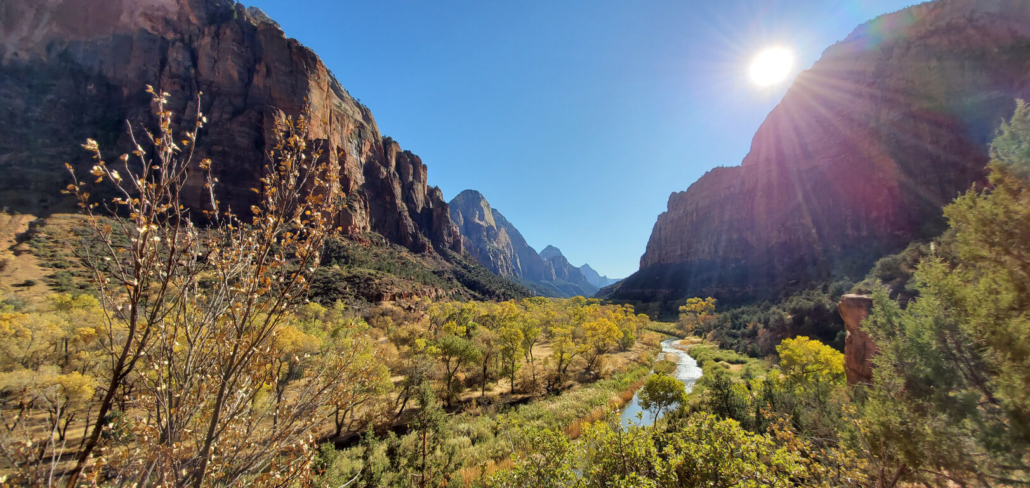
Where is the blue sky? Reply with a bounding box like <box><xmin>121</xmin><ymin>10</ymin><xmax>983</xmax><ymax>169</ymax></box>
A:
<box><xmin>247</xmin><ymin>0</ymin><xmax>918</xmax><ymax>279</ymax></box>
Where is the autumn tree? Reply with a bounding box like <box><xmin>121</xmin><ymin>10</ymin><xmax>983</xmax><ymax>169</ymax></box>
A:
<box><xmin>678</xmin><ymin>297</ymin><xmax>716</xmax><ymax>335</ymax></box>
<box><xmin>518</xmin><ymin>317</ymin><xmax>541</xmax><ymax>387</ymax></box>
<box><xmin>434</xmin><ymin>324</ymin><xmax>480</xmax><ymax>407</ymax></box>
<box><xmin>548</xmin><ymin>325</ymin><xmax>580</xmax><ymax>391</ymax></box>
<box><xmin>581</xmin><ymin>318</ymin><xmax>622</xmax><ymax>373</ymax></box>
<box><xmin>497</xmin><ymin>322</ymin><xmax>524</xmax><ymax>394</ymax></box>
<box><xmin>2</xmin><ymin>85</ymin><xmax>362</xmax><ymax>487</ymax></box>
<box><xmin>474</xmin><ymin>326</ymin><xmax>499</xmax><ymax>398</ymax></box>
<box><xmin>776</xmin><ymin>336</ymin><xmax>844</xmax><ymax>385</ymax></box>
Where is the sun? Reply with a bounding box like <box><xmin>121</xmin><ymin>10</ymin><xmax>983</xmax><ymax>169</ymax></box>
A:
<box><xmin>749</xmin><ymin>47</ymin><xmax>794</xmax><ymax>86</ymax></box>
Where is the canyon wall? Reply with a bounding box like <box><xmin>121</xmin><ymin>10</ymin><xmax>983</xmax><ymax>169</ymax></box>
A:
<box><xmin>606</xmin><ymin>0</ymin><xmax>1030</xmax><ymax>308</ymax></box>
<box><xmin>0</xmin><ymin>0</ymin><xmax>460</xmax><ymax>254</ymax></box>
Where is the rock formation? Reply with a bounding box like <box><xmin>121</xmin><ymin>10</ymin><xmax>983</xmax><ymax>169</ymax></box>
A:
<box><xmin>449</xmin><ymin>190</ymin><xmax>549</xmax><ymax>281</ymax></box>
<box><xmin>838</xmin><ymin>294</ymin><xmax>876</xmax><ymax>385</ymax></box>
<box><xmin>579</xmin><ymin>264</ymin><xmax>618</xmax><ymax>288</ymax></box>
<box><xmin>605</xmin><ymin>0</ymin><xmax>1030</xmax><ymax>308</ymax></box>
<box><xmin>449</xmin><ymin>191</ymin><xmax>601</xmax><ymax>297</ymax></box>
<box><xmin>0</xmin><ymin>0</ymin><xmax>460</xmax><ymax>254</ymax></box>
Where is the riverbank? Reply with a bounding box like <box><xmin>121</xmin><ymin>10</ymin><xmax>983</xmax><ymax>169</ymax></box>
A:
<box><xmin>619</xmin><ymin>337</ymin><xmax>704</xmax><ymax>427</ymax></box>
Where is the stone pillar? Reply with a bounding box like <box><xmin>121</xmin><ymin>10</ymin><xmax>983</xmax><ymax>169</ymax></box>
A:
<box><xmin>837</xmin><ymin>294</ymin><xmax>876</xmax><ymax>385</ymax></box>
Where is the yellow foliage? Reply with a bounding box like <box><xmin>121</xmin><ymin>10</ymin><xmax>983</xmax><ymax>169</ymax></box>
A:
<box><xmin>678</xmin><ymin>296</ymin><xmax>716</xmax><ymax>335</ymax></box>
<box><xmin>776</xmin><ymin>336</ymin><xmax>844</xmax><ymax>384</ymax></box>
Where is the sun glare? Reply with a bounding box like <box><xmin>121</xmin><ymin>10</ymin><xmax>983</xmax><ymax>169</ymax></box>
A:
<box><xmin>749</xmin><ymin>47</ymin><xmax>794</xmax><ymax>86</ymax></box>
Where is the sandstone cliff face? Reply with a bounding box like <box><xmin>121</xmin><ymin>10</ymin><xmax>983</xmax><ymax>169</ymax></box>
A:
<box><xmin>838</xmin><ymin>294</ymin><xmax>876</xmax><ymax>385</ymax></box>
<box><xmin>0</xmin><ymin>0</ymin><xmax>460</xmax><ymax>254</ymax></box>
<box><xmin>538</xmin><ymin>245</ymin><xmax>599</xmax><ymax>296</ymax></box>
<box><xmin>449</xmin><ymin>191</ymin><xmax>601</xmax><ymax>298</ymax></box>
<box><xmin>610</xmin><ymin>0</ymin><xmax>1030</xmax><ymax>306</ymax></box>
<box><xmin>449</xmin><ymin>189</ymin><xmax>549</xmax><ymax>281</ymax></box>
<box><xmin>579</xmin><ymin>264</ymin><xmax>618</xmax><ymax>288</ymax></box>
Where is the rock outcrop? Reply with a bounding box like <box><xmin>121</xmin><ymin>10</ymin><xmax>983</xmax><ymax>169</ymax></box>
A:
<box><xmin>579</xmin><ymin>264</ymin><xmax>618</xmax><ymax>288</ymax></box>
<box><xmin>606</xmin><ymin>0</ymin><xmax>1030</xmax><ymax>308</ymax></box>
<box><xmin>0</xmin><ymin>0</ymin><xmax>460</xmax><ymax>254</ymax></box>
<box><xmin>448</xmin><ymin>191</ymin><xmax>602</xmax><ymax>297</ymax></box>
<box><xmin>838</xmin><ymin>294</ymin><xmax>876</xmax><ymax>385</ymax></box>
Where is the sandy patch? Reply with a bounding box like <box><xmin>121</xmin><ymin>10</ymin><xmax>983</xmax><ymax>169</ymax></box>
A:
<box><xmin>0</xmin><ymin>213</ymin><xmax>50</xmax><ymax>303</ymax></box>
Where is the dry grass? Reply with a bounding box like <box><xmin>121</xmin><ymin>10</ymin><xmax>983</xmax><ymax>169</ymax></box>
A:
<box><xmin>565</xmin><ymin>374</ymin><xmax>647</xmax><ymax>440</ymax></box>
<box><xmin>457</xmin><ymin>457</ymin><xmax>514</xmax><ymax>486</ymax></box>
<box><xmin>673</xmin><ymin>336</ymin><xmax>704</xmax><ymax>351</ymax></box>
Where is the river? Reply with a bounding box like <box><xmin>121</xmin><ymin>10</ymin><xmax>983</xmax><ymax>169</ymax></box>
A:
<box><xmin>618</xmin><ymin>337</ymin><xmax>703</xmax><ymax>427</ymax></box>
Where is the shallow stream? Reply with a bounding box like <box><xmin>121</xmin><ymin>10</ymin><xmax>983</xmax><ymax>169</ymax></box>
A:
<box><xmin>618</xmin><ymin>338</ymin><xmax>703</xmax><ymax>427</ymax></box>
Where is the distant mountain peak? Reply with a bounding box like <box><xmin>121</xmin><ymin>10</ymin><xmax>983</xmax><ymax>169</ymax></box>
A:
<box><xmin>578</xmin><ymin>263</ymin><xmax>620</xmax><ymax>288</ymax></box>
<box><xmin>454</xmin><ymin>189</ymin><xmax>487</xmax><ymax>201</ymax></box>
<box><xmin>449</xmin><ymin>197</ymin><xmax>599</xmax><ymax>298</ymax></box>
<box><xmin>539</xmin><ymin>245</ymin><xmax>564</xmax><ymax>261</ymax></box>
<box><xmin>449</xmin><ymin>190</ymin><xmax>496</xmax><ymax>229</ymax></box>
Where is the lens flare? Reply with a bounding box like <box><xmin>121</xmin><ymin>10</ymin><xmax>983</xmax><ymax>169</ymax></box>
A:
<box><xmin>749</xmin><ymin>47</ymin><xmax>794</xmax><ymax>86</ymax></box>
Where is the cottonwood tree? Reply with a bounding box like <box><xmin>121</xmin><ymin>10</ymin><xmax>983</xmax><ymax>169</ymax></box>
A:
<box><xmin>678</xmin><ymin>297</ymin><xmax>716</xmax><ymax>335</ymax></box>
<box><xmin>497</xmin><ymin>322</ymin><xmax>524</xmax><ymax>394</ymax></box>
<box><xmin>776</xmin><ymin>335</ymin><xmax>844</xmax><ymax>384</ymax></box>
<box><xmin>581</xmin><ymin>318</ymin><xmax>622</xmax><ymax>373</ymax></box>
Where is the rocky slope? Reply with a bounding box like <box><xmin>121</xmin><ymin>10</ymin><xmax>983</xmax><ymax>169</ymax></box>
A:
<box><xmin>449</xmin><ymin>191</ymin><xmax>601</xmax><ymax>297</ymax></box>
<box><xmin>0</xmin><ymin>0</ymin><xmax>460</xmax><ymax>254</ymax></box>
<box><xmin>605</xmin><ymin>0</ymin><xmax>1030</xmax><ymax>309</ymax></box>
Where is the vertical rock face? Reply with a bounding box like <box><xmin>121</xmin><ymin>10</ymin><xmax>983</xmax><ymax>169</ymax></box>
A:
<box><xmin>607</xmin><ymin>0</ymin><xmax>1030</xmax><ymax>307</ymax></box>
<box><xmin>538</xmin><ymin>245</ymin><xmax>598</xmax><ymax>295</ymax></box>
<box><xmin>838</xmin><ymin>294</ymin><xmax>876</xmax><ymax>385</ymax></box>
<box><xmin>579</xmin><ymin>264</ymin><xmax>618</xmax><ymax>288</ymax></box>
<box><xmin>449</xmin><ymin>189</ymin><xmax>549</xmax><ymax>281</ymax></box>
<box><xmin>449</xmin><ymin>191</ymin><xmax>602</xmax><ymax>297</ymax></box>
<box><xmin>0</xmin><ymin>0</ymin><xmax>460</xmax><ymax>254</ymax></box>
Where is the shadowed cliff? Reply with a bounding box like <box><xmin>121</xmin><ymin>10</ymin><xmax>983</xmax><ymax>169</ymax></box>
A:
<box><xmin>603</xmin><ymin>0</ymin><xmax>1030</xmax><ymax>310</ymax></box>
<box><xmin>0</xmin><ymin>0</ymin><xmax>460</xmax><ymax>254</ymax></box>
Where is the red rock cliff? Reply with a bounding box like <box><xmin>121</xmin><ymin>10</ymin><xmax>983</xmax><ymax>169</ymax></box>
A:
<box><xmin>607</xmin><ymin>0</ymin><xmax>1030</xmax><ymax>307</ymax></box>
<box><xmin>0</xmin><ymin>0</ymin><xmax>460</xmax><ymax>254</ymax></box>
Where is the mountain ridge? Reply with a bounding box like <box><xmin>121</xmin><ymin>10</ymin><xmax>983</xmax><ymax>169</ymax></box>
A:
<box><xmin>449</xmin><ymin>190</ymin><xmax>607</xmax><ymax>298</ymax></box>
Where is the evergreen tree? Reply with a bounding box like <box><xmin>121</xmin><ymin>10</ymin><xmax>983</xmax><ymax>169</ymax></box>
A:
<box><xmin>862</xmin><ymin>101</ymin><xmax>1030</xmax><ymax>486</ymax></box>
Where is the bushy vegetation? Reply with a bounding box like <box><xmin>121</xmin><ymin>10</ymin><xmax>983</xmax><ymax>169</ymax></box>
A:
<box><xmin>856</xmin><ymin>101</ymin><xmax>1030</xmax><ymax>485</ymax></box>
<box><xmin>484</xmin><ymin>101</ymin><xmax>1030</xmax><ymax>487</ymax></box>
<box><xmin>491</xmin><ymin>336</ymin><xmax>865</xmax><ymax>487</ymax></box>
<box><xmin>690</xmin><ymin>281</ymin><xmax>850</xmax><ymax>358</ymax></box>
<box><xmin>0</xmin><ymin>89</ymin><xmax>383</xmax><ymax>485</ymax></box>
<box><xmin>314</xmin><ymin>359</ymin><xmax>655</xmax><ymax>486</ymax></box>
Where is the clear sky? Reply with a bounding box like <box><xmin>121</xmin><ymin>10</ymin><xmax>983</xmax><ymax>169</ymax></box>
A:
<box><xmin>247</xmin><ymin>0</ymin><xmax>918</xmax><ymax>279</ymax></box>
